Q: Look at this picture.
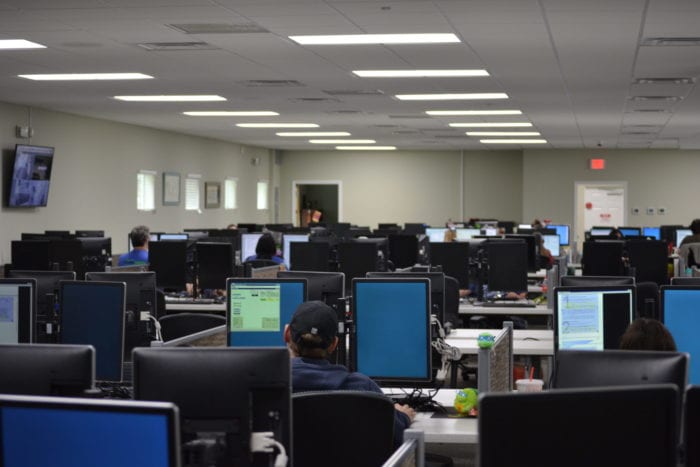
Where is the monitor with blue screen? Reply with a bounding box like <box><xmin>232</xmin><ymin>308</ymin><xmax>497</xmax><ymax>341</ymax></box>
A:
<box><xmin>159</xmin><ymin>233</ymin><xmax>188</xmax><ymax>241</ymax></box>
<box><xmin>661</xmin><ymin>286</ymin><xmax>700</xmax><ymax>385</ymax></box>
<box><xmin>59</xmin><ymin>281</ymin><xmax>125</xmax><ymax>382</ymax></box>
<box><xmin>241</xmin><ymin>233</ymin><xmax>264</xmax><ymax>261</ymax></box>
<box><xmin>425</xmin><ymin>227</ymin><xmax>448</xmax><ymax>243</ymax></box>
<box><xmin>644</xmin><ymin>227</ymin><xmax>661</xmax><ymax>240</ymax></box>
<box><xmin>282</xmin><ymin>233</ymin><xmax>309</xmax><ymax>269</ymax></box>
<box><xmin>619</xmin><ymin>227</ymin><xmax>642</xmax><ymax>237</ymax></box>
<box><xmin>676</xmin><ymin>228</ymin><xmax>692</xmax><ymax>246</ymax></box>
<box><xmin>352</xmin><ymin>278</ymin><xmax>432</xmax><ymax>385</ymax></box>
<box><xmin>548</xmin><ymin>224</ymin><xmax>570</xmax><ymax>246</ymax></box>
<box><xmin>0</xmin><ymin>394</ymin><xmax>180</xmax><ymax>467</ymax></box>
<box><xmin>226</xmin><ymin>278</ymin><xmax>307</xmax><ymax>347</ymax></box>
<box><xmin>0</xmin><ymin>279</ymin><xmax>35</xmax><ymax>344</ymax></box>
<box><xmin>554</xmin><ymin>285</ymin><xmax>635</xmax><ymax>351</ymax></box>
<box><xmin>543</xmin><ymin>234</ymin><xmax>560</xmax><ymax>257</ymax></box>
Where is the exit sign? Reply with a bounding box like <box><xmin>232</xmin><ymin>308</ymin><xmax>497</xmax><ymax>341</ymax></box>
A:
<box><xmin>590</xmin><ymin>158</ymin><xmax>605</xmax><ymax>170</ymax></box>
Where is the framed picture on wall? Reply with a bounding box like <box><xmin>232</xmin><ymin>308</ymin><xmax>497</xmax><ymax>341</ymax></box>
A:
<box><xmin>205</xmin><ymin>181</ymin><xmax>221</xmax><ymax>208</ymax></box>
<box><xmin>163</xmin><ymin>172</ymin><xmax>180</xmax><ymax>206</ymax></box>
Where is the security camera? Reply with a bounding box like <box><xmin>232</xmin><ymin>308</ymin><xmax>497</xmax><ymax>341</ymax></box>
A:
<box><xmin>596</xmin><ymin>141</ymin><xmax>603</xmax><ymax>147</ymax></box>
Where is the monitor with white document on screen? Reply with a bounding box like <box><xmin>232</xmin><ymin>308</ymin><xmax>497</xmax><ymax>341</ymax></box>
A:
<box><xmin>543</xmin><ymin>234</ymin><xmax>560</xmax><ymax>257</ymax></box>
<box><xmin>455</xmin><ymin>228</ymin><xmax>480</xmax><ymax>241</ymax></box>
<box><xmin>425</xmin><ymin>228</ymin><xmax>448</xmax><ymax>243</ymax></box>
<box><xmin>0</xmin><ymin>279</ymin><xmax>35</xmax><ymax>344</ymax></box>
<box><xmin>554</xmin><ymin>285</ymin><xmax>635</xmax><ymax>352</ymax></box>
<box><xmin>241</xmin><ymin>233</ymin><xmax>264</xmax><ymax>262</ymax></box>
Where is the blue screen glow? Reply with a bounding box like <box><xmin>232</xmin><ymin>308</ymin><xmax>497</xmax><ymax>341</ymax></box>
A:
<box><xmin>663</xmin><ymin>289</ymin><xmax>700</xmax><ymax>384</ymax></box>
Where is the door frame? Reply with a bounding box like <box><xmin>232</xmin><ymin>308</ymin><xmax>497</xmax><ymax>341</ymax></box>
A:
<box><xmin>573</xmin><ymin>180</ymin><xmax>628</xmax><ymax>252</ymax></box>
<box><xmin>291</xmin><ymin>180</ymin><xmax>343</xmax><ymax>226</ymax></box>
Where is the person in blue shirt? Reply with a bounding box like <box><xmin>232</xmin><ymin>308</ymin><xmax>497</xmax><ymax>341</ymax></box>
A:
<box><xmin>245</xmin><ymin>232</ymin><xmax>284</xmax><ymax>264</ymax></box>
<box><xmin>118</xmin><ymin>225</ymin><xmax>150</xmax><ymax>266</ymax></box>
<box><xmin>283</xmin><ymin>300</ymin><xmax>415</xmax><ymax>448</ymax></box>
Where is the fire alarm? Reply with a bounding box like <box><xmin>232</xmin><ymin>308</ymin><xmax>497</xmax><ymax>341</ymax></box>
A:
<box><xmin>585</xmin><ymin>202</ymin><xmax>593</xmax><ymax>210</ymax></box>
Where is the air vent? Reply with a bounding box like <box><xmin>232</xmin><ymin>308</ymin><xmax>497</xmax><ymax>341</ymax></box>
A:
<box><xmin>633</xmin><ymin>77</ymin><xmax>695</xmax><ymax>85</ymax></box>
<box><xmin>289</xmin><ymin>97</ymin><xmax>340</xmax><ymax>103</ymax></box>
<box><xmin>628</xmin><ymin>95</ymin><xmax>683</xmax><ymax>102</ymax></box>
<box><xmin>239</xmin><ymin>80</ymin><xmax>304</xmax><ymax>87</ymax></box>
<box><xmin>323</xmin><ymin>89</ymin><xmax>384</xmax><ymax>96</ymax></box>
<box><xmin>168</xmin><ymin>23</ymin><xmax>269</xmax><ymax>34</ymax></box>
<box><xmin>137</xmin><ymin>41</ymin><xmax>217</xmax><ymax>51</ymax></box>
<box><xmin>642</xmin><ymin>37</ymin><xmax>700</xmax><ymax>46</ymax></box>
<box><xmin>388</xmin><ymin>114</ymin><xmax>431</xmax><ymax>119</ymax></box>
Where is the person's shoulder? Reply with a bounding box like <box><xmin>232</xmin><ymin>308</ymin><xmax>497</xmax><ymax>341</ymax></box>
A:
<box><xmin>272</xmin><ymin>256</ymin><xmax>284</xmax><ymax>264</ymax></box>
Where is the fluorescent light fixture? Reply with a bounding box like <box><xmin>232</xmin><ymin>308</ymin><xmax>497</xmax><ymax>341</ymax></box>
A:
<box><xmin>467</xmin><ymin>131</ymin><xmax>541</xmax><ymax>136</ymax></box>
<box><xmin>449</xmin><ymin>122</ymin><xmax>532</xmax><ymax>128</ymax></box>
<box><xmin>19</xmin><ymin>73</ymin><xmax>152</xmax><ymax>81</ymax></box>
<box><xmin>183</xmin><ymin>111</ymin><xmax>279</xmax><ymax>116</ymax></box>
<box><xmin>480</xmin><ymin>139</ymin><xmax>547</xmax><ymax>144</ymax></box>
<box><xmin>114</xmin><ymin>95</ymin><xmax>226</xmax><ymax>102</ymax></box>
<box><xmin>289</xmin><ymin>33</ymin><xmax>460</xmax><ymax>45</ymax></box>
<box><xmin>0</xmin><ymin>39</ymin><xmax>46</xmax><ymax>49</ymax></box>
<box><xmin>309</xmin><ymin>139</ymin><xmax>375</xmax><ymax>144</ymax></box>
<box><xmin>427</xmin><ymin>110</ymin><xmax>522</xmax><ymax>116</ymax></box>
<box><xmin>236</xmin><ymin>123</ymin><xmax>319</xmax><ymax>128</ymax></box>
<box><xmin>336</xmin><ymin>146</ymin><xmax>396</xmax><ymax>150</ymax></box>
<box><xmin>277</xmin><ymin>132</ymin><xmax>351</xmax><ymax>137</ymax></box>
<box><xmin>353</xmin><ymin>69</ymin><xmax>488</xmax><ymax>78</ymax></box>
<box><xmin>396</xmin><ymin>93</ymin><xmax>508</xmax><ymax>101</ymax></box>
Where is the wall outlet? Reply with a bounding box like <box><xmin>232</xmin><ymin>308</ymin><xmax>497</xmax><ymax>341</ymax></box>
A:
<box><xmin>658</xmin><ymin>207</ymin><xmax>667</xmax><ymax>215</ymax></box>
<box><xmin>632</xmin><ymin>207</ymin><xmax>640</xmax><ymax>215</ymax></box>
<box><xmin>647</xmin><ymin>207</ymin><xmax>655</xmax><ymax>215</ymax></box>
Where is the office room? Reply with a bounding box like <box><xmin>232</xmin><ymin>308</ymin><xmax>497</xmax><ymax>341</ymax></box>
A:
<box><xmin>0</xmin><ymin>1</ymin><xmax>699</xmax><ymax>466</ymax></box>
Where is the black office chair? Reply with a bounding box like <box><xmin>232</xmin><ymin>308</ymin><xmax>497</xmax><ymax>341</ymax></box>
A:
<box><xmin>444</xmin><ymin>275</ymin><xmax>461</xmax><ymax>329</ymax></box>
<box><xmin>292</xmin><ymin>391</ymin><xmax>395</xmax><ymax>467</ymax></box>
<box><xmin>244</xmin><ymin>259</ymin><xmax>280</xmax><ymax>268</ymax></box>
<box><xmin>158</xmin><ymin>313</ymin><xmax>225</xmax><ymax>341</ymax></box>
<box><xmin>636</xmin><ymin>281</ymin><xmax>660</xmax><ymax>320</ymax></box>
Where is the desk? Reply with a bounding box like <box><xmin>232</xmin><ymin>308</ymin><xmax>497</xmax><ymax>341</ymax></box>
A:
<box><xmin>458</xmin><ymin>303</ymin><xmax>552</xmax><ymax>316</ymax></box>
<box><xmin>165</xmin><ymin>303</ymin><xmax>226</xmax><ymax>313</ymax></box>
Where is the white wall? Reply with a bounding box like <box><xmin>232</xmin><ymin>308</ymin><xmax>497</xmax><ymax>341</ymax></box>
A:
<box><xmin>278</xmin><ymin>149</ymin><xmax>524</xmax><ymax>228</ymax></box>
<box><xmin>0</xmin><ymin>101</ymin><xmax>275</xmax><ymax>263</ymax></box>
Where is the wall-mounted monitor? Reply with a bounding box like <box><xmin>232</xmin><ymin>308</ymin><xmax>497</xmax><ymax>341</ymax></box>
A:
<box><xmin>7</xmin><ymin>144</ymin><xmax>54</xmax><ymax>208</ymax></box>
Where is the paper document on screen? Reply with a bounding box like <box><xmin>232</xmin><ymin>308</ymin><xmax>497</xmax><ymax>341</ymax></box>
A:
<box><xmin>558</xmin><ymin>292</ymin><xmax>604</xmax><ymax>350</ymax></box>
<box><xmin>230</xmin><ymin>285</ymin><xmax>281</xmax><ymax>332</ymax></box>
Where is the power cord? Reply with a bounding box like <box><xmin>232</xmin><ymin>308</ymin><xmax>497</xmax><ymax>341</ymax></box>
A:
<box><xmin>250</xmin><ymin>431</ymin><xmax>287</xmax><ymax>467</ymax></box>
<box><xmin>142</xmin><ymin>313</ymin><xmax>163</xmax><ymax>342</ymax></box>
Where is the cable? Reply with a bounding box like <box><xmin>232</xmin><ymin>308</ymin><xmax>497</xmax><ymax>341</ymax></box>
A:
<box><xmin>145</xmin><ymin>314</ymin><xmax>162</xmax><ymax>342</ymax></box>
<box><xmin>250</xmin><ymin>431</ymin><xmax>287</xmax><ymax>467</ymax></box>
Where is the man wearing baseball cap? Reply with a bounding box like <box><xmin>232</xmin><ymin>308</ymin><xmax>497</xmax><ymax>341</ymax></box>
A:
<box><xmin>284</xmin><ymin>300</ymin><xmax>415</xmax><ymax>447</ymax></box>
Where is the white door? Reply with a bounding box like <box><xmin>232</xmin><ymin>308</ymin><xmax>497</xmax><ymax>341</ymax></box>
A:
<box><xmin>574</xmin><ymin>182</ymin><xmax>627</xmax><ymax>254</ymax></box>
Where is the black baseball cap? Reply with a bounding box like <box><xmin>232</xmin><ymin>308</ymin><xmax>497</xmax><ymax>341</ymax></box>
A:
<box><xmin>289</xmin><ymin>301</ymin><xmax>338</xmax><ymax>348</ymax></box>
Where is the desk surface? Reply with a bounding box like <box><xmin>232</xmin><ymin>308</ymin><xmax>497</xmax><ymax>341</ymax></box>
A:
<box><xmin>445</xmin><ymin>329</ymin><xmax>553</xmax><ymax>356</ymax></box>
<box><xmin>383</xmin><ymin>389</ymin><xmax>478</xmax><ymax>444</ymax></box>
<box><xmin>459</xmin><ymin>302</ymin><xmax>552</xmax><ymax>316</ymax></box>
<box><xmin>165</xmin><ymin>303</ymin><xmax>226</xmax><ymax>312</ymax></box>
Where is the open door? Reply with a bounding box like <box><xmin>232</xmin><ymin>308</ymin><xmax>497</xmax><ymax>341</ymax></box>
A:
<box><xmin>292</xmin><ymin>180</ymin><xmax>342</xmax><ymax>227</ymax></box>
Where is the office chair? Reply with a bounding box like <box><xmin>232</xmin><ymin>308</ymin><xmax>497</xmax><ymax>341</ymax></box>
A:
<box><xmin>626</xmin><ymin>239</ymin><xmax>669</xmax><ymax>286</ymax></box>
<box><xmin>158</xmin><ymin>313</ymin><xmax>225</xmax><ymax>341</ymax></box>
<box><xmin>244</xmin><ymin>259</ymin><xmax>280</xmax><ymax>268</ymax></box>
<box><xmin>292</xmin><ymin>391</ymin><xmax>395</xmax><ymax>467</ymax></box>
<box><xmin>582</xmin><ymin>240</ymin><xmax>627</xmax><ymax>276</ymax></box>
<box><xmin>443</xmin><ymin>275</ymin><xmax>461</xmax><ymax>330</ymax></box>
<box><xmin>636</xmin><ymin>281</ymin><xmax>660</xmax><ymax>320</ymax></box>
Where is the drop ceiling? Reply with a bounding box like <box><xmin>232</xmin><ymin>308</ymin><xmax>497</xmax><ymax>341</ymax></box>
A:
<box><xmin>1</xmin><ymin>0</ymin><xmax>700</xmax><ymax>150</ymax></box>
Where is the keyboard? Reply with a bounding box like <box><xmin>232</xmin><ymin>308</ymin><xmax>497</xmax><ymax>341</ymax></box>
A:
<box><xmin>481</xmin><ymin>301</ymin><xmax>536</xmax><ymax>308</ymax></box>
<box><xmin>388</xmin><ymin>394</ymin><xmax>445</xmax><ymax>413</ymax></box>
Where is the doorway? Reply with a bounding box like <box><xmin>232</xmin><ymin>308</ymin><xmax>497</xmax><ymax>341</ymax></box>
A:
<box><xmin>574</xmin><ymin>181</ymin><xmax>627</xmax><ymax>252</ymax></box>
<box><xmin>292</xmin><ymin>180</ymin><xmax>342</xmax><ymax>227</ymax></box>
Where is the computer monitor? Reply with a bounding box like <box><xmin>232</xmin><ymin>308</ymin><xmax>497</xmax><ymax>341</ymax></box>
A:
<box><xmin>85</xmin><ymin>271</ymin><xmax>158</xmax><ymax>358</ymax></box>
<box><xmin>226</xmin><ymin>278</ymin><xmax>307</xmax><ymax>347</ymax></box>
<box><xmin>559</xmin><ymin>275</ymin><xmax>635</xmax><ymax>287</ymax></box>
<box><xmin>670</xmin><ymin>277</ymin><xmax>700</xmax><ymax>285</ymax></box>
<box><xmin>660</xmin><ymin>286</ymin><xmax>700</xmax><ymax>385</ymax></box>
<box><xmin>277</xmin><ymin>271</ymin><xmax>344</xmax><ymax>308</ymax></box>
<box><xmin>237</xmin><ymin>223</ymin><xmax>261</xmax><ymax>233</ymax></box>
<box><xmin>195</xmin><ymin>242</ymin><xmax>235</xmax><ymax>290</ymax></box>
<box><xmin>352</xmin><ymin>278</ymin><xmax>431</xmax><ymax>385</ymax></box>
<box><xmin>0</xmin><ymin>394</ymin><xmax>181</xmax><ymax>467</ymax></box>
<box><xmin>590</xmin><ymin>227</ymin><xmax>613</xmax><ymax>236</ymax></box>
<box><xmin>0</xmin><ymin>343</ymin><xmax>94</xmax><ymax>396</ymax></box>
<box><xmin>581</xmin><ymin>240</ymin><xmax>626</xmax><ymax>276</ymax></box>
<box><xmin>504</xmin><ymin>234</ymin><xmax>537</xmax><ymax>272</ymax></box>
<box><xmin>241</xmin><ymin>233</ymin><xmax>264</xmax><ymax>262</ymax></box>
<box><xmin>482</xmin><ymin>226</ymin><xmax>498</xmax><ymax>236</ymax></box>
<box><xmin>403</xmin><ymin>223</ymin><xmax>427</xmax><ymax>235</ymax></box>
<box><xmin>337</xmin><ymin>242</ymin><xmax>379</xmax><ymax>289</ymax></box>
<box><xmin>619</xmin><ymin>227</ymin><xmax>642</xmax><ymax>237</ymax></box>
<box><xmin>479</xmin><ymin>385</ymin><xmax>678</xmax><ymax>467</ymax></box>
<box><xmin>685</xmin><ymin>386</ymin><xmax>700</xmax><ymax>467</ymax></box>
<box><xmin>159</xmin><ymin>233</ymin><xmax>189</xmax><ymax>241</ymax></box>
<box><xmin>366</xmin><ymin>271</ymin><xmax>445</xmax><ymax>324</ymax></box>
<box><xmin>10</xmin><ymin>240</ymin><xmax>50</xmax><ymax>270</ymax></box>
<box><xmin>148</xmin><ymin>240</ymin><xmax>188</xmax><ymax>292</ymax></box>
<box><xmin>59</xmin><ymin>281</ymin><xmax>125</xmax><ymax>382</ymax></box>
<box><xmin>485</xmin><ymin>240</ymin><xmax>528</xmax><ymax>293</ymax></box>
<box><xmin>290</xmin><ymin>242</ymin><xmax>330</xmax><ymax>271</ymax></box>
<box><xmin>133</xmin><ymin>347</ymin><xmax>289</xmax><ymax>467</ymax></box>
<box><xmin>548</xmin><ymin>224</ymin><xmax>570</xmax><ymax>246</ymax></box>
<box><xmin>454</xmin><ymin>228</ymin><xmax>480</xmax><ymax>241</ymax></box>
<box><xmin>428</xmin><ymin>242</ymin><xmax>470</xmax><ymax>288</ymax></box>
<box><xmin>282</xmin><ymin>233</ymin><xmax>309</xmax><ymax>269</ymax></box>
<box><xmin>387</xmin><ymin>234</ymin><xmax>419</xmax><ymax>269</ymax></box>
<box><xmin>425</xmin><ymin>227</ymin><xmax>448</xmax><ymax>243</ymax></box>
<box><xmin>554</xmin><ymin>285</ymin><xmax>636</xmax><ymax>351</ymax></box>
<box><xmin>643</xmin><ymin>226</ymin><xmax>661</xmax><ymax>240</ymax></box>
<box><xmin>676</xmin><ymin>228</ymin><xmax>692</xmax><ymax>246</ymax></box>
<box><xmin>543</xmin><ymin>234</ymin><xmax>560</xmax><ymax>257</ymax></box>
<box><xmin>75</xmin><ymin>230</ymin><xmax>104</xmax><ymax>238</ymax></box>
<box><xmin>0</xmin><ymin>279</ymin><xmax>35</xmax><ymax>344</ymax></box>
<box><xmin>48</xmin><ymin>239</ymin><xmax>84</xmax><ymax>276</ymax></box>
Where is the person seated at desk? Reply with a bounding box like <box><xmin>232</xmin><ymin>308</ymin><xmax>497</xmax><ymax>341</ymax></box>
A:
<box><xmin>620</xmin><ymin>318</ymin><xmax>677</xmax><ymax>351</ymax></box>
<box><xmin>680</xmin><ymin>219</ymin><xmax>700</xmax><ymax>246</ymax></box>
<box><xmin>245</xmin><ymin>232</ymin><xmax>284</xmax><ymax>265</ymax></box>
<box><xmin>533</xmin><ymin>231</ymin><xmax>554</xmax><ymax>270</ymax></box>
<box><xmin>118</xmin><ymin>225</ymin><xmax>150</xmax><ymax>266</ymax></box>
<box><xmin>284</xmin><ymin>300</ymin><xmax>415</xmax><ymax>448</ymax></box>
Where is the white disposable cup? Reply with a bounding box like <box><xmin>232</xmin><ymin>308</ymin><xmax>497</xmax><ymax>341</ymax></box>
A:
<box><xmin>516</xmin><ymin>379</ymin><xmax>544</xmax><ymax>392</ymax></box>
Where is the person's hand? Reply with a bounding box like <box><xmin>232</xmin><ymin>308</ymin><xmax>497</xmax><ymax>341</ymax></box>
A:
<box><xmin>394</xmin><ymin>403</ymin><xmax>416</xmax><ymax>422</ymax></box>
